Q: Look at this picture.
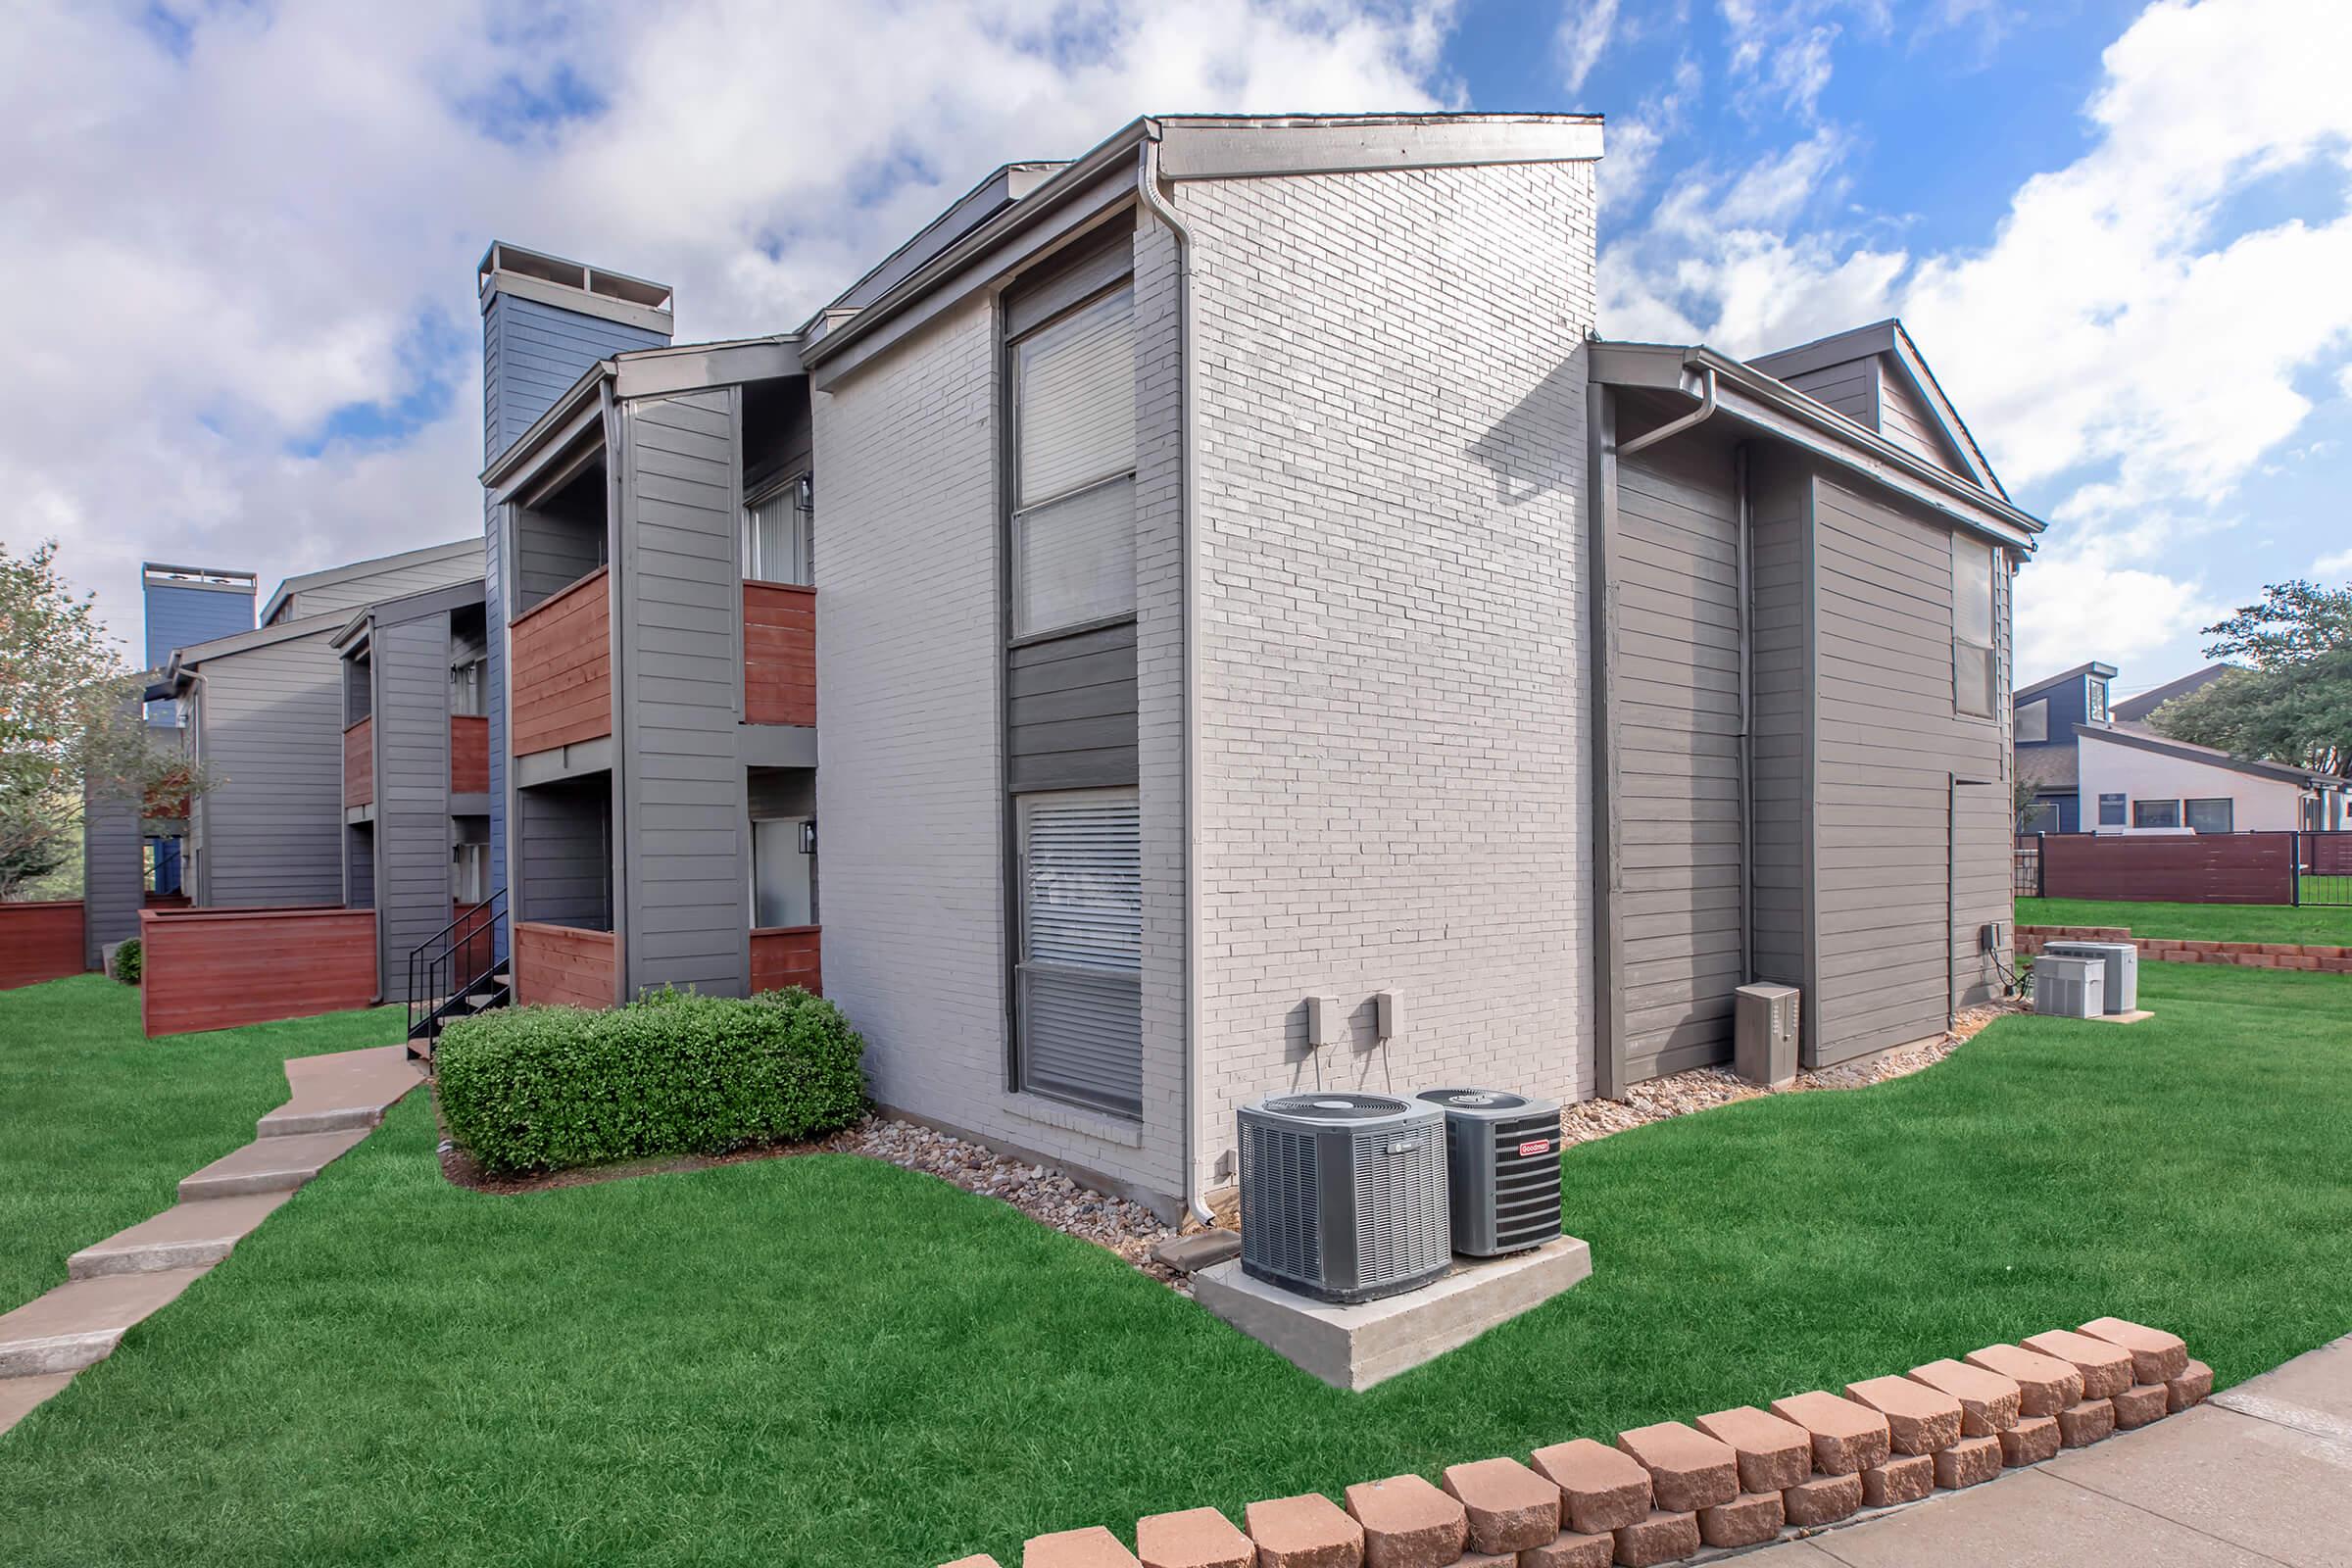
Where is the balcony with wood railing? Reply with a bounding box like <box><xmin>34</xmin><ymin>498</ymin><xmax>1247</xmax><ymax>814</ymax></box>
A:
<box><xmin>743</xmin><ymin>582</ymin><xmax>815</xmax><ymax>727</ymax></box>
<box><xmin>343</xmin><ymin>716</ymin><xmax>372</xmax><ymax>809</ymax></box>
<box><xmin>511</xmin><ymin>566</ymin><xmax>612</xmax><ymax>756</ymax></box>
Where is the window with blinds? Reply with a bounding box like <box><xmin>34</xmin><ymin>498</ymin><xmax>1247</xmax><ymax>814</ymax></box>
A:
<box><xmin>745</xmin><ymin>477</ymin><xmax>812</xmax><ymax>585</ymax></box>
<box><xmin>1016</xmin><ymin>790</ymin><xmax>1142</xmax><ymax>1117</ymax></box>
<box><xmin>1952</xmin><ymin>534</ymin><xmax>1996</xmax><ymax>718</ymax></box>
<box><xmin>1011</xmin><ymin>286</ymin><xmax>1135</xmax><ymax>638</ymax></box>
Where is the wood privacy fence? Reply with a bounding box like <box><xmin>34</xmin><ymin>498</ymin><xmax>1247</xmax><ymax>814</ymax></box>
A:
<box><xmin>2036</xmin><ymin>832</ymin><xmax>2299</xmax><ymax>905</ymax></box>
<box><xmin>0</xmin><ymin>901</ymin><xmax>87</xmax><ymax>989</ymax></box>
<box><xmin>512</xmin><ymin>921</ymin><xmax>615</xmax><ymax>1009</ymax></box>
<box><xmin>140</xmin><ymin>906</ymin><xmax>377</xmax><ymax>1037</ymax></box>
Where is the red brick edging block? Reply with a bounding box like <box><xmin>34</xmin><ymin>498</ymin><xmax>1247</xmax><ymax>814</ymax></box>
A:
<box><xmin>948</xmin><ymin>1317</ymin><xmax>2210</xmax><ymax>1568</ymax></box>
<box><xmin>2017</xmin><ymin>925</ymin><xmax>2352</xmax><ymax>973</ymax></box>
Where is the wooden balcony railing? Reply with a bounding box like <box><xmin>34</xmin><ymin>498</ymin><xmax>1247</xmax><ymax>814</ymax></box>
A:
<box><xmin>513</xmin><ymin>920</ymin><xmax>616</xmax><ymax>1009</ymax></box>
<box><xmin>743</xmin><ymin>582</ymin><xmax>815</xmax><ymax>727</ymax></box>
<box><xmin>750</xmin><ymin>925</ymin><xmax>821</xmax><ymax>995</ymax></box>
<box><xmin>343</xmin><ymin>716</ymin><xmax>373</xmax><ymax>809</ymax></box>
<box><xmin>450</xmin><ymin>714</ymin><xmax>489</xmax><ymax>795</ymax></box>
<box><xmin>511</xmin><ymin>566</ymin><xmax>612</xmax><ymax>756</ymax></box>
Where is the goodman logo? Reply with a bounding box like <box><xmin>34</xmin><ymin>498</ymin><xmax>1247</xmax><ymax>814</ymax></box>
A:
<box><xmin>1518</xmin><ymin>1139</ymin><xmax>1553</xmax><ymax>1157</ymax></box>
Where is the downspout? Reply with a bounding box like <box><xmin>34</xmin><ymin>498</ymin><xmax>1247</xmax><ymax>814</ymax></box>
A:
<box><xmin>1137</xmin><ymin>134</ymin><xmax>1216</xmax><ymax>1228</ymax></box>
<box><xmin>1619</xmin><ymin>365</ymin><xmax>1717</xmax><ymax>457</ymax></box>
<box><xmin>1735</xmin><ymin>444</ymin><xmax>1754</xmax><ymax>984</ymax></box>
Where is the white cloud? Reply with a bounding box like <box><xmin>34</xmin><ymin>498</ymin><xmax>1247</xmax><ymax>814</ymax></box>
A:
<box><xmin>0</xmin><ymin>0</ymin><xmax>1457</xmax><ymax>645</ymax></box>
<box><xmin>1554</xmin><ymin>0</ymin><xmax>1620</xmax><ymax>94</ymax></box>
<box><xmin>2013</xmin><ymin>549</ymin><xmax>2218</xmax><ymax>680</ymax></box>
<box><xmin>2314</xmin><ymin>547</ymin><xmax>2352</xmax><ymax>579</ymax></box>
<box><xmin>1597</xmin><ymin>55</ymin><xmax>1699</xmax><ymax>216</ymax></box>
<box><xmin>1608</xmin><ymin>0</ymin><xmax>2352</xmax><ymax>675</ymax></box>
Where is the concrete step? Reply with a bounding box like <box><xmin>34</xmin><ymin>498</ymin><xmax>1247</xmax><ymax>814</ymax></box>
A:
<box><xmin>0</xmin><ymin>1371</ymin><xmax>77</xmax><ymax>1437</ymax></box>
<box><xmin>0</xmin><ymin>1267</ymin><xmax>213</xmax><ymax>1378</ymax></box>
<box><xmin>256</xmin><ymin>1102</ymin><xmax>383</xmax><ymax>1138</ymax></box>
<box><xmin>67</xmin><ymin>1193</ymin><xmax>293</xmax><ymax>1280</ymax></box>
<box><xmin>177</xmin><ymin>1127</ymin><xmax>371</xmax><ymax>1201</ymax></box>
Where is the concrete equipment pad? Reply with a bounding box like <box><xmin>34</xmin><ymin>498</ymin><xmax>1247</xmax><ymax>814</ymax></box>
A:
<box><xmin>1192</xmin><ymin>1236</ymin><xmax>1592</xmax><ymax>1391</ymax></box>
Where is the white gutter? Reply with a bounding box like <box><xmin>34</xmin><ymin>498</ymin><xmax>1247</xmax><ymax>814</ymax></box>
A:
<box><xmin>1135</xmin><ymin>133</ymin><xmax>1215</xmax><ymax>1229</ymax></box>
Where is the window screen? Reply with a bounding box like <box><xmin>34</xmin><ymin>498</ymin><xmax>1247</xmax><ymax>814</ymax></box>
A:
<box><xmin>2184</xmin><ymin>798</ymin><xmax>2233</xmax><ymax>834</ymax></box>
<box><xmin>1952</xmin><ymin>535</ymin><xmax>1996</xmax><ymax>717</ymax></box>
<box><xmin>1012</xmin><ymin>287</ymin><xmax>1135</xmax><ymax>636</ymax></box>
<box><xmin>2132</xmin><ymin>799</ymin><xmax>2181</xmax><ymax>829</ymax></box>
<box><xmin>745</xmin><ymin>480</ymin><xmax>811</xmax><ymax>585</ymax></box>
<box><xmin>2016</xmin><ymin>698</ymin><xmax>2048</xmax><ymax>744</ymax></box>
<box><xmin>1017</xmin><ymin>791</ymin><xmax>1141</xmax><ymax>1116</ymax></box>
<box><xmin>2098</xmin><ymin>793</ymin><xmax>2127</xmax><ymax>826</ymax></box>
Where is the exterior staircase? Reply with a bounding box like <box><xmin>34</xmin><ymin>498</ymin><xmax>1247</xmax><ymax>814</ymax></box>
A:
<box><xmin>406</xmin><ymin>890</ymin><xmax>510</xmax><ymax>1056</ymax></box>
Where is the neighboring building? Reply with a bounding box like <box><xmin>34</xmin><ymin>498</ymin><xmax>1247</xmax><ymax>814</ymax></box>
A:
<box><xmin>153</xmin><ymin>540</ymin><xmax>483</xmax><ymax>908</ymax></box>
<box><xmin>2076</xmin><ymin>724</ymin><xmax>2347</xmax><ymax>834</ymax></box>
<box><xmin>2012</xmin><ymin>661</ymin><xmax>2118</xmax><ymax>832</ymax></box>
<box><xmin>332</xmin><ymin>580</ymin><xmax>493</xmax><ymax>1001</ymax></box>
<box><xmin>138</xmin><ymin>563</ymin><xmax>257</xmax><ymax>887</ymax></box>
<box><xmin>471</xmin><ymin>113</ymin><xmax>2041</xmax><ymax>1218</ymax></box>
<box><xmin>2110</xmin><ymin>662</ymin><xmax>2235</xmax><ymax>725</ymax></box>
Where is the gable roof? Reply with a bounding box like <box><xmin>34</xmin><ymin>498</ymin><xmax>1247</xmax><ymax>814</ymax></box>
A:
<box><xmin>260</xmin><ymin>537</ymin><xmax>482</xmax><ymax>624</ymax></box>
<box><xmin>2075</xmin><ymin>721</ymin><xmax>2345</xmax><ymax>788</ymax></box>
<box><xmin>2015</xmin><ymin>661</ymin><xmax>2119</xmax><ymax>704</ymax></box>
<box><xmin>1748</xmin><ymin>318</ymin><xmax>2006</xmax><ymax>500</ymax></box>
<box><xmin>2112</xmin><ymin>662</ymin><xmax>2240</xmax><ymax>725</ymax></box>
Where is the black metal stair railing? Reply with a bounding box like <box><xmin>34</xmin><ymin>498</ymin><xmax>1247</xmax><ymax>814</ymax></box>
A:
<box><xmin>407</xmin><ymin>888</ymin><xmax>509</xmax><ymax>1048</ymax></box>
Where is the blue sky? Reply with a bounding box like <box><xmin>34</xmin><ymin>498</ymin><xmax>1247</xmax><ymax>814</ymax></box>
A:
<box><xmin>8</xmin><ymin>0</ymin><xmax>2347</xmax><ymax>700</ymax></box>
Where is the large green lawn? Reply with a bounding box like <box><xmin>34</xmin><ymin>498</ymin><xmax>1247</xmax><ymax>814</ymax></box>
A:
<box><xmin>3</xmin><ymin>962</ymin><xmax>2350</xmax><ymax>1567</ymax></box>
<box><xmin>2019</xmin><ymin>896</ymin><xmax>2352</xmax><ymax>945</ymax></box>
<box><xmin>0</xmin><ymin>975</ymin><xmax>403</xmax><ymax>1316</ymax></box>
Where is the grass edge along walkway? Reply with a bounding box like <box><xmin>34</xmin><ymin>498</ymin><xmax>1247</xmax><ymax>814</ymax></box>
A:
<box><xmin>2</xmin><ymin>961</ymin><xmax>2349</xmax><ymax>1567</ymax></box>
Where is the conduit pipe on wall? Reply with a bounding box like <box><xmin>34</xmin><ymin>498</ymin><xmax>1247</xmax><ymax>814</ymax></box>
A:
<box><xmin>1136</xmin><ymin>133</ymin><xmax>1216</xmax><ymax>1228</ymax></box>
<box><xmin>1735</xmin><ymin>443</ymin><xmax>1755</xmax><ymax>986</ymax></box>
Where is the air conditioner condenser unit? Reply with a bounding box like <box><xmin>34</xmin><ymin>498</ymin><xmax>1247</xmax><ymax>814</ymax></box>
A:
<box><xmin>1415</xmin><ymin>1089</ymin><xmax>1563</xmax><ymax>1257</ymax></box>
<box><xmin>2033</xmin><ymin>954</ymin><xmax>2106</xmax><ymax>1019</ymax></box>
<box><xmin>1237</xmin><ymin>1093</ymin><xmax>1450</xmax><ymax>1303</ymax></box>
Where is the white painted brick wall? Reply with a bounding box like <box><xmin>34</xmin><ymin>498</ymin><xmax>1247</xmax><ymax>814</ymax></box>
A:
<box><xmin>813</xmin><ymin>229</ymin><xmax>1190</xmax><ymax>1206</ymax></box>
<box><xmin>1173</xmin><ymin>160</ymin><xmax>1600</xmax><ymax>1192</ymax></box>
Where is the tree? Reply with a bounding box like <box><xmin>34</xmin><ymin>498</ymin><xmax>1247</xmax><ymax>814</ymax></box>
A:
<box><xmin>0</xmin><ymin>541</ymin><xmax>211</xmax><ymax>900</ymax></box>
<box><xmin>2148</xmin><ymin>579</ymin><xmax>2352</xmax><ymax>778</ymax></box>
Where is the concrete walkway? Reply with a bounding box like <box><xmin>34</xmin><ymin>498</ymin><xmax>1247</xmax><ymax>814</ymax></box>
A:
<box><xmin>0</xmin><ymin>1043</ymin><xmax>420</xmax><ymax>1436</ymax></box>
<box><xmin>1748</xmin><ymin>1334</ymin><xmax>2352</xmax><ymax>1568</ymax></box>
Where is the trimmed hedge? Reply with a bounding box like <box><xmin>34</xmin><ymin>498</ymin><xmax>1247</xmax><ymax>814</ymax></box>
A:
<box><xmin>436</xmin><ymin>987</ymin><xmax>866</xmax><ymax>1175</ymax></box>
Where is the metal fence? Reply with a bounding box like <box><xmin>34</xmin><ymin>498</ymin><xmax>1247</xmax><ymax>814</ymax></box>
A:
<box><xmin>2306</xmin><ymin>831</ymin><xmax>2352</xmax><ymax>906</ymax></box>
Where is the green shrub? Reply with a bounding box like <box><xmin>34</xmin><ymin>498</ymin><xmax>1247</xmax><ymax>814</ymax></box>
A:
<box><xmin>435</xmin><ymin>987</ymin><xmax>866</xmax><ymax>1175</ymax></box>
<box><xmin>112</xmin><ymin>939</ymin><xmax>142</xmax><ymax>986</ymax></box>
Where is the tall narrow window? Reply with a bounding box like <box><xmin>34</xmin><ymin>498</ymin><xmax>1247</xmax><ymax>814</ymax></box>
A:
<box><xmin>1011</xmin><ymin>287</ymin><xmax>1136</xmax><ymax>637</ymax></box>
<box><xmin>1952</xmin><ymin>535</ymin><xmax>1996</xmax><ymax>718</ymax></box>
<box><xmin>453</xmin><ymin>841</ymin><xmax>490</xmax><ymax>905</ymax></box>
<box><xmin>1016</xmin><ymin>790</ymin><xmax>1142</xmax><ymax>1117</ymax></box>
<box><xmin>2087</xmin><ymin>678</ymin><xmax>2109</xmax><ymax>723</ymax></box>
<box><xmin>744</xmin><ymin>476</ymin><xmax>812</xmax><ymax>585</ymax></box>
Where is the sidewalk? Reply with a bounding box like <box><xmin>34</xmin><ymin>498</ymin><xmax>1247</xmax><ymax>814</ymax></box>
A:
<box><xmin>1749</xmin><ymin>1334</ymin><xmax>2352</xmax><ymax>1567</ymax></box>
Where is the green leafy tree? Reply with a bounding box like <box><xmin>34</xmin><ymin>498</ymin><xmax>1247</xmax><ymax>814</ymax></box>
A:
<box><xmin>2149</xmin><ymin>579</ymin><xmax>2352</xmax><ymax>777</ymax></box>
<box><xmin>0</xmin><ymin>541</ymin><xmax>212</xmax><ymax>900</ymax></box>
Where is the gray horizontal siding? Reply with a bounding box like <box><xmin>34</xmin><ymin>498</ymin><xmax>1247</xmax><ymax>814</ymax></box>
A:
<box><xmin>517</xmin><ymin>779</ymin><xmax>610</xmax><ymax>932</ymax></box>
<box><xmin>620</xmin><ymin>388</ymin><xmax>750</xmax><ymax>1000</ymax></box>
<box><xmin>373</xmin><ymin>615</ymin><xmax>454</xmax><ymax>1000</ymax></box>
<box><xmin>287</xmin><ymin>548</ymin><xmax>481</xmax><ymax>620</ymax></box>
<box><xmin>1747</xmin><ymin>452</ymin><xmax>1809</xmax><ymax>996</ymax></box>
<box><xmin>1877</xmin><ymin>367</ymin><xmax>1965</xmax><ymax>477</ymax></box>
<box><xmin>190</xmin><ymin>629</ymin><xmax>345</xmax><ymax>906</ymax></box>
<box><xmin>1779</xmin><ymin>360</ymin><xmax>1874</xmax><ymax>427</ymax></box>
<box><xmin>1007</xmin><ymin>620</ymin><xmax>1138</xmax><ymax>793</ymax></box>
<box><xmin>1614</xmin><ymin>437</ymin><xmax>1743</xmax><ymax>1082</ymax></box>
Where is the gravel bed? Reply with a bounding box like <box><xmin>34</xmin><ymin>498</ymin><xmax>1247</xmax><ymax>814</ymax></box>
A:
<box><xmin>833</xmin><ymin>1001</ymin><xmax>2025</xmax><ymax>1284</ymax></box>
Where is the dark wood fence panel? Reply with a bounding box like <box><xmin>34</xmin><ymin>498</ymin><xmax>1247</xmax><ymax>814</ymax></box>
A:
<box><xmin>449</xmin><ymin>714</ymin><xmax>489</xmax><ymax>796</ymax></box>
<box><xmin>141</xmin><ymin>906</ymin><xmax>377</xmax><ymax>1036</ymax></box>
<box><xmin>2039</xmin><ymin>833</ymin><xmax>2296</xmax><ymax>905</ymax></box>
<box><xmin>0</xmin><ymin>901</ymin><xmax>87</xmax><ymax>989</ymax></box>
<box><xmin>343</xmin><ymin>717</ymin><xmax>373</xmax><ymax>809</ymax></box>
<box><xmin>510</xmin><ymin>567</ymin><xmax>612</xmax><ymax>756</ymax></box>
<box><xmin>2308</xmin><ymin>833</ymin><xmax>2352</xmax><ymax>876</ymax></box>
<box><xmin>750</xmin><ymin>925</ymin><xmax>821</xmax><ymax>995</ymax></box>
<box><xmin>513</xmin><ymin>921</ymin><xmax>615</xmax><ymax>1009</ymax></box>
<box><xmin>742</xmin><ymin>582</ymin><xmax>816</xmax><ymax>727</ymax></box>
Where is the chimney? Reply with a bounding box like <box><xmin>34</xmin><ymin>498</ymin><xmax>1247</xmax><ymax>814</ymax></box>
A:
<box><xmin>477</xmin><ymin>241</ymin><xmax>674</xmax><ymax>464</ymax></box>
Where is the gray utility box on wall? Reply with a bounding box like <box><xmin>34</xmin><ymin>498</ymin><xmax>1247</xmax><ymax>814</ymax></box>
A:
<box><xmin>1735</xmin><ymin>983</ymin><xmax>1802</xmax><ymax>1087</ymax></box>
<box><xmin>2042</xmin><ymin>941</ymin><xmax>2138</xmax><ymax>1013</ymax></box>
<box><xmin>1414</xmin><ymin>1089</ymin><xmax>1563</xmax><ymax>1257</ymax></box>
<box><xmin>2033</xmin><ymin>954</ymin><xmax>2106</xmax><ymax>1019</ymax></box>
<box><xmin>1237</xmin><ymin>1094</ymin><xmax>1451</xmax><ymax>1304</ymax></box>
